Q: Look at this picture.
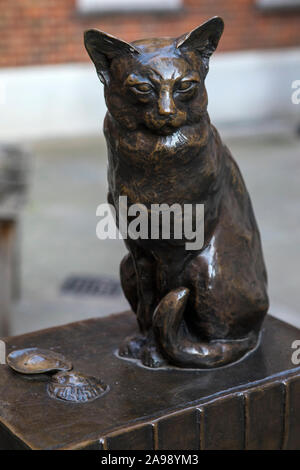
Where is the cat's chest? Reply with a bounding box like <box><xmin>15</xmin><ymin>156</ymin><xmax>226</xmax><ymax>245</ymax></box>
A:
<box><xmin>106</xmin><ymin>119</ymin><xmax>211</xmax><ymax>170</ymax></box>
<box><xmin>105</xmin><ymin>120</ymin><xmax>216</xmax><ymax>205</ymax></box>
<box><xmin>113</xmin><ymin>130</ymin><xmax>200</xmax><ymax>166</ymax></box>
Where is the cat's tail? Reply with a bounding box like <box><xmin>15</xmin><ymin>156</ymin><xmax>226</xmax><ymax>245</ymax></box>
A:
<box><xmin>152</xmin><ymin>287</ymin><xmax>258</xmax><ymax>369</ymax></box>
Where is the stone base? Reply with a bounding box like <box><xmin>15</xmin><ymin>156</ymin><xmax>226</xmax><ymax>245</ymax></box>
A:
<box><xmin>0</xmin><ymin>312</ymin><xmax>300</xmax><ymax>450</ymax></box>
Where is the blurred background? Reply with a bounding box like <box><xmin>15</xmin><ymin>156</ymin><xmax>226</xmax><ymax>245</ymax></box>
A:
<box><xmin>0</xmin><ymin>0</ymin><xmax>299</xmax><ymax>336</ymax></box>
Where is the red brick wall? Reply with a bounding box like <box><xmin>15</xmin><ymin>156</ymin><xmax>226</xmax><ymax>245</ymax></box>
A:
<box><xmin>0</xmin><ymin>0</ymin><xmax>300</xmax><ymax>67</ymax></box>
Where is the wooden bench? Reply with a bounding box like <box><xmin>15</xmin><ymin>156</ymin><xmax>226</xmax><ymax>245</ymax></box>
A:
<box><xmin>0</xmin><ymin>144</ymin><xmax>28</xmax><ymax>336</ymax></box>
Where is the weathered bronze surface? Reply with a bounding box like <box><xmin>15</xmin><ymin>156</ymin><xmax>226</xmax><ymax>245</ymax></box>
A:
<box><xmin>0</xmin><ymin>313</ymin><xmax>299</xmax><ymax>450</ymax></box>
<box><xmin>47</xmin><ymin>371</ymin><xmax>109</xmax><ymax>403</ymax></box>
<box><xmin>84</xmin><ymin>17</ymin><xmax>269</xmax><ymax>369</ymax></box>
<box><xmin>6</xmin><ymin>347</ymin><xmax>72</xmax><ymax>374</ymax></box>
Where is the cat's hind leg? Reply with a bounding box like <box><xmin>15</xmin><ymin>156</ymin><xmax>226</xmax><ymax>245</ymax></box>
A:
<box><xmin>153</xmin><ymin>287</ymin><xmax>259</xmax><ymax>369</ymax></box>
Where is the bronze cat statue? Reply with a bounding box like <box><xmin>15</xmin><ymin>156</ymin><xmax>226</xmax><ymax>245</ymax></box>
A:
<box><xmin>84</xmin><ymin>17</ymin><xmax>269</xmax><ymax>369</ymax></box>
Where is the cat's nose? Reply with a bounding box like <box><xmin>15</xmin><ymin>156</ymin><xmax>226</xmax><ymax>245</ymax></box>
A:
<box><xmin>158</xmin><ymin>90</ymin><xmax>176</xmax><ymax>116</ymax></box>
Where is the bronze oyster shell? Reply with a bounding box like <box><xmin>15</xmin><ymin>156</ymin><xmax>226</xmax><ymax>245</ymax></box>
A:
<box><xmin>6</xmin><ymin>348</ymin><xmax>72</xmax><ymax>374</ymax></box>
<box><xmin>47</xmin><ymin>371</ymin><xmax>109</xmax><ymax>403</ymax></box>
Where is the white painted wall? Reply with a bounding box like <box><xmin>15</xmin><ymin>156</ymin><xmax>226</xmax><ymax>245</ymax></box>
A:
<box><xmin>0</xmin><ymin>64</ymin><xmax>103</xmax><ymax>141</ymax></box>
<box><xmin>207</xmin><ymin>48</ymin><xmax>300</xmax><ymax>125</ymax></box>
<box><xmin>0</xmin><ymin>47</ymin><xmax>299</xmax><ymax>142</ymax></box>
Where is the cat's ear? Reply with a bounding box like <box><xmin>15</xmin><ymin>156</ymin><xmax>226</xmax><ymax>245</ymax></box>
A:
<box><xmin>84</xmin><ymin>29</ymin><xmax>140</xmax><ymax>85</ymax></box>
<box><xmin>176</xmin><ymin>17</ymin><xmax>224</xmax><ymax>69</ymax></box>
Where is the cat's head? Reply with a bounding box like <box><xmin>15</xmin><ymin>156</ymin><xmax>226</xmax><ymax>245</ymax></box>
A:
<box><xmin>84</xmin><ymin>17</ymin><xmax>224</xmax><ymax>135</ymax></box>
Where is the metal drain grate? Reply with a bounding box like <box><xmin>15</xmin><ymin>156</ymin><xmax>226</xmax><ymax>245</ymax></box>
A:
<box><xmin>61</xmin><ymin>275</ymin><xmax>122</xmax><ymax>297</ymax></box>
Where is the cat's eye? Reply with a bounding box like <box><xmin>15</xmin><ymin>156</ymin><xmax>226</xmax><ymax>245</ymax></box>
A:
<box><xmin>177</xmin><ymin>81</ymin><xmax>195</xmax><ymax>92</ymax></box>
<box><xmin>132</xmin><ymin>83</ymin><xmax>153</xmax><ymax>94</ymax></box>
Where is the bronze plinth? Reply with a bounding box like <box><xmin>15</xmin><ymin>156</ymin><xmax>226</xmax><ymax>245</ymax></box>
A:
<box><xmin>0</xmin><ymin>314</ymin><xmax>300</xmax><ymax>450</ymax></box>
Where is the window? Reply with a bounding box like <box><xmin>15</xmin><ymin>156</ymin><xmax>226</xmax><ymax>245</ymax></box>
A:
<box><xmin>77</xmin><ymin>0</ymin><xmax>182</xmax><ymax>13</ymax></box>
<box><xmin>257</xmin><ymin>0</ymin><xmax>300</xmax><ymax>9</ymax></box>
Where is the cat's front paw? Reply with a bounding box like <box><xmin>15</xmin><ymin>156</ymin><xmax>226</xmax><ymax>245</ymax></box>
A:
<box><xmin>118</xmin><ymin>335</ymin><xmax>146</xmax><ymax>360</ymax></box>
<box><xmin>141</xmin><ymin>344</ymin><xmax>166</xmax><ymax>368</ymax></box>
